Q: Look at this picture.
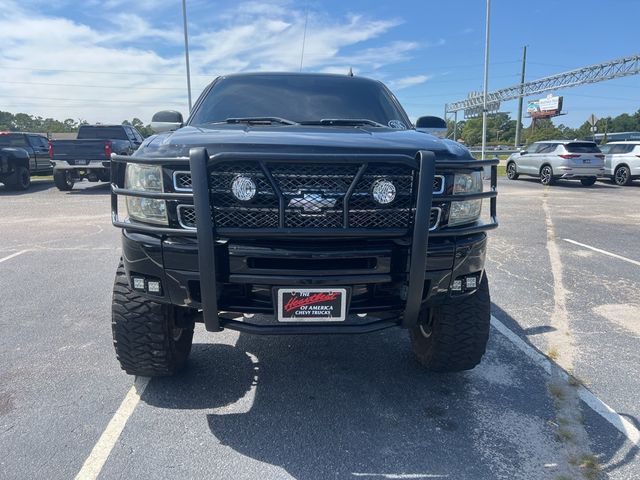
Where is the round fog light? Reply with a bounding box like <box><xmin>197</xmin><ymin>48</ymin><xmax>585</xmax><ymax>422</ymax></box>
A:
<box><xmin>231</xmin><ymin>175</ymin><xmax>256</xmax><ymax>201</ymax></box>
<box><xmin>371</xmin><ymin>179</ymin><xmax>396</xmax><ymax>204</ymax></box>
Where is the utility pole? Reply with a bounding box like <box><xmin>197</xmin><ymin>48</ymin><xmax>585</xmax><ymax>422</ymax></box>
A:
<box><xmin>514</xmin><ymin>45</ymin><xmax>527</xmax><ymax>147</ymax></box>
<box><xmin>182</xmin><ymin>0</ymin><xmax>192</xmax><ymax>112</ymax></box>
<box><xmin>480</xmin><ymin>0</ymin><xmax>491</xmax><ymax>161</ymax></box>
<box><xmin>453</xmin><ymin>111</ymin><xmax>458</xmax><ymax>141</ymax></box>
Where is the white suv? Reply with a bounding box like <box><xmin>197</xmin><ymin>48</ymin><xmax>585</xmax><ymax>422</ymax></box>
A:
<box><xmin>506</xmin><ymin>140</ymin><xmax>604</xmax><ymax>186</ymax></box>
<box><xmin>599</xmin><ymin>141</ymin><xmax>640</xmax><ymax>186</ymax></box>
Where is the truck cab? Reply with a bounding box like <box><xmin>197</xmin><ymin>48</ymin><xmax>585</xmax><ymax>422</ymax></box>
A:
<box><xmin>0</xmin><ymin>132</ymin><xmax>52</xmax><ymax>190</ymax></box>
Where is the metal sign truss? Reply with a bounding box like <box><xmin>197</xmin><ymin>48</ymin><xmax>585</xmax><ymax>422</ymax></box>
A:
<box><xmin>446</xmin><ymin>53</ymin><xmax>640</xmax><ymax>113</ymax></box>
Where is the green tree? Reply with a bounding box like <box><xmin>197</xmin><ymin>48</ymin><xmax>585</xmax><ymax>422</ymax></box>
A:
<box><xmin>122</xmin><ymin>118</ymin><xmax>153</xmax><ymax>137</ymax></box>
<box><xmin>523</xmin><ymin>118</ymin><xmax>563</xmax><ymax>143</ymax></box>
<box><xmin>460</xmin><ymin>117</ymin><xmax>483</xmax><ymax>145</ymax></box>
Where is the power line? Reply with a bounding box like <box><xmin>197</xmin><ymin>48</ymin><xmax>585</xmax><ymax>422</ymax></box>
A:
<box><xmin>0</xmin><ymin>95</ymin><xmax>184</xmax><ymax>105</ymax></box>
<box><xmin>0</xmin><ymin>80</ymin><xmax>186</xmax><ymax>90</ymax></box>
<box><xmin>299</xmin><ymin>2</ymin><xmax>309</xmax><ymax>72</ymax></box>
<box><xmin>0</xmin><ymin>65</ymin><xmax>214</xmax><ymax>77</ymax></box>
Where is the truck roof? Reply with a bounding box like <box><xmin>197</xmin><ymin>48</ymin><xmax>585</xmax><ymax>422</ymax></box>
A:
<box><xmin>533</xmin><ymin>140</ymin><xmax>596</xmax><ymax>144</ymax></box>
<box><xmin>216</xmin><ymin>71</ymin><xmax>384</xmax><ymax>87</ymax></box>
<box><xmin>0</xmin><ymin>131</ymin><xmax>46</xmax><ymax>136</ymax></box>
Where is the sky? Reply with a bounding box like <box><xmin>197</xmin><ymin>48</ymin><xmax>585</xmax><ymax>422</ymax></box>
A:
<box><xmin>1</xmin><ymin>0</ymin><xmax>639</xmax><ymax>128</ymax></box>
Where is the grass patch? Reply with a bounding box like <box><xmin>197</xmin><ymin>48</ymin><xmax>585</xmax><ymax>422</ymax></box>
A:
<box><xmin>568</xmin><ymin>375</ymin><xmax>583</xmax><ymax>388</ymax></box>
<box><xmin>496</xmin><ymin>165</ymin><xmax>506</xmax><ymax>176</ymax></box>
<box><xmin>548</xmin><ymin>383</ymin><xmax>566</xmax><ymax>401</ymax></box>
<box><xmin>556</xmin><ymin>428</ymin><xmax>574</xmax><ymax>443</ymax></box>
<box><xmin>578</xmin><ymin>454</ymin><xmax>601</xmax><ymax>480</ymax></box>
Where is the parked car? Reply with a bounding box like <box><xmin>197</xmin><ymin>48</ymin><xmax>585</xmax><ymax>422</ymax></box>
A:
<box><xmin>598</xmin><ymin>141</ymin><xmax>640</xmax><ymax>186</ymax></box>
<box><xmin>49</xmin><ymin>124</ymin><xmax>144</xmax><ymax>191</ymax></box>
<box><xmin>0</xmin><ymin>132</ymin><xmax>52</xmax><ymax>190</ymax></box>
<box><xmin>506</xmin><ymin>140</ymin><xmax>604</xmax><ymax>186</ymax></box>
<box><xmin>108</xmin><ymin>72</ymin><xmax>498</xmax><ymax>377</ymax></box>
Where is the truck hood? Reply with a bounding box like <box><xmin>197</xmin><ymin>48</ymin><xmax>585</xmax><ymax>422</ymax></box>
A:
<box><xmin>135</xmin><ymin>124</ymin><xmax>474</xmax><ymax>161</ymax></box>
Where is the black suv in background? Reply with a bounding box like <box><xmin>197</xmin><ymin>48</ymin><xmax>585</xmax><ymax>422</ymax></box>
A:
<box><xmin>110</xmin><ymin>73</ymin><xmax>498</xmax><ymax>377</ymax></box>
<box><xmin>0</xmin><ymin>132</ymin><xmax>52</xmax><ymax>190</ymax></box>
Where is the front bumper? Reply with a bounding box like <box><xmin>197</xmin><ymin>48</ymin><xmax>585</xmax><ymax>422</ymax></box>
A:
<box><xmin>111</xmin><ymin>149</ymin><xmax>498</xmax><ymax>334</ymax></box>
<box><xmin>122</xmin><ymin>229</ymin><xmax>486</xmax><ymax>301</ymax></box>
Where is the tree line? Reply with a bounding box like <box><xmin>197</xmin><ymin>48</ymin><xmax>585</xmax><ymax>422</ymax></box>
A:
<box><xmin>3</xmin><ymin>108</ymin><xmax>640</xmax><ymax>145</ymax></box>
<box><xmin>451</xmin><ymin>109</ymin><xmax>640</xmax><ymax>146</ymax></box>
<box><xmin>0</xmin><ymin>111</ymin><xmax>155</xmax><ymax>137</ymax></box>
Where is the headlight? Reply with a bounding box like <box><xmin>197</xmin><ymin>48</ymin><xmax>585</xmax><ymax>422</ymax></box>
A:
<box><xmin>125</xmin><ymin>164</ymin><xmax>167</xmax><ymax>225</ymax></box>
<box><xmin>449</xmin><ymin>171</ymin><xmax>482</xmax><ymax>227</ymax></box>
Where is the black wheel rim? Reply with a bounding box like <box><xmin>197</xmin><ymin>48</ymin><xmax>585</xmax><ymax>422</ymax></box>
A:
<box><xmin>615</xmin><ymin>168</ymin><xmax>629</xmax><ymax>185</ymax></box>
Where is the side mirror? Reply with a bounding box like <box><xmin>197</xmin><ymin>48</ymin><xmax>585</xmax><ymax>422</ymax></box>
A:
<box><xmin>415</xmin><ymin>116</ymin><xmax>447</xmax><ymax>138</ymax></box>
<box><xmin>150</xmin><ymin>110</ymin><xmax>184</xmax><ymax>133</ymax></box>
<box><xmin>520</xmin><ymin>150</ymin><xmax>528</xmax><ymax>155</ymax></box>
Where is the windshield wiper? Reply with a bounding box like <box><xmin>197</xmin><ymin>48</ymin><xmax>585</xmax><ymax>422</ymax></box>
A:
<box><xmin>301</xmin><ymin>118</ymin><xmax>386</xmax><ymax>127</ymax></box>
<box><xmin>225</xmin><ymin>117</ymin><xmax>299</xmax><ymax>125</ymax></box>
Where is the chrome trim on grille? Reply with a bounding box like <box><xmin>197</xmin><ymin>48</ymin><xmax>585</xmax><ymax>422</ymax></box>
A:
<box><xmin>177</xmin><ymin>204</ymin><xmax>197</xmax><ymax>230</ymax></box>
<box><xmin>173</xmin><ymin>171</ymin><xmax>193</xmax><ymax>192</ymax></box>
<box><xmin>429</xmin><ymin>207</ymin><xmax>442</xmax><ymax>231</ymax></box>
<box><xmin>433</xmin><ymin>175</ymin><xmax>445</xmax><ymax>194</ymax></box>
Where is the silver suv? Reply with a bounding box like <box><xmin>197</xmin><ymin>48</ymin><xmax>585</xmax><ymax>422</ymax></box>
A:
<box><xmin>506</xmin><ymin>140</ymin><xmax>604</xmax><ymax>186</ymax></box>
<box><xmin>599</xmin><ymin>141</ymin><xmax>640</xmax><ymax>186</ymax></box>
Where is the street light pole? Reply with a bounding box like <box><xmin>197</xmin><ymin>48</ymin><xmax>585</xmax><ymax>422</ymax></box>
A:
<box><xmin>182</xmin><ymin>0</ymin><xmax>193</xmax><ymax>112</ymax></box>
<box><xmin>481</xmin><ymin>0</ymin><xmax>491</xmax><ymax>161</ymax></box>
<box><xmin>514</xmin><ymin>45</ymin><xmax>527</xmax><ymax>147</ymax></box>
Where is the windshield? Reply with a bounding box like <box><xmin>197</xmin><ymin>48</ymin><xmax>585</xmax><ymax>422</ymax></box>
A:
<box><xmin>0</xmin><ymin>134</ymin><xmax>26</xmax><ymax>147</ymax></box>
<box><xmin>565</xmin><ymin>142</ymin><xmax>600</xmax><ymax>153</ymax></box>
<box><xmin>189</xmin><ymin>74</ymin><xmax>410</xmax><ymax>128</ymax></box>
<box><xmin>598</xmin><ymin>145</ymin><xmax>613</xmax><ymax>154</ymax></box>
<box><xmin>78</xmin><ymin>126</ymin><xmax>127</xmax><ymax>140</ymax></box>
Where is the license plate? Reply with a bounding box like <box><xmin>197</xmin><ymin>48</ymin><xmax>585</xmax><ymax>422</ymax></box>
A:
<box><xmin>75</xmin><ymin>160</ymin><xmax>88</xmax><ymax>165</ymax></box>
<box><xmin>277</xmin><ymin>288</ymin><xmax>347</xmax><ymax>322</ymax></box>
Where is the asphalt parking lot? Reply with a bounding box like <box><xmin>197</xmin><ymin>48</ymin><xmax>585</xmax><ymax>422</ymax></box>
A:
<box><xmin>1</xmin><ymin>177</ymin><xmax>639</xmax><ymax>480</ymax></box>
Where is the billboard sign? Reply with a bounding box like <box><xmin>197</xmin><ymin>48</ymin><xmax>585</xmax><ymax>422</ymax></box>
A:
<box><xmin>527</xmin><ymin>94</ymin><xmax>563</xmax><ymax>118</ymax></box>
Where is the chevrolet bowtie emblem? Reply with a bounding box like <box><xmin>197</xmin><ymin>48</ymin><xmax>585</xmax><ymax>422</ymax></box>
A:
<box><xmin>288</xmin><ymin>193</ymin><xmax>337</xmax><ymax>212</ymax></box>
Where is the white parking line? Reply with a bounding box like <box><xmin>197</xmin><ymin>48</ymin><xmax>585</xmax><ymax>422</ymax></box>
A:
<box><xmin>564</xmin><ymin>239</ymin><xmax>640</xmax><ymax>267</ymax></box>
<box><xmin>491</xmin><ymin>316</ymin><xmax>640</xmax><ymax>445</ymax></box>
<box><xmin>0</xmin><ymin>250</ymin><xmax>29</xmax><ymax>264</ymax></box>
<box><xmin>74</xmin><ymin>376</ymin><xmax>150</xmax><ymax>480</ymax></box>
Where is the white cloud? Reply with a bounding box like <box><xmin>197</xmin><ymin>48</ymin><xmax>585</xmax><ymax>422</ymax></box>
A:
<box><xmin>388</xmin><ymin>75</ymin><xmax>433</xmax><ymax>91</ymax></box>
<box><xmin>0</xmin><ymin>1</ymin><xmax>443</xmax><ymax>124</ymax></box>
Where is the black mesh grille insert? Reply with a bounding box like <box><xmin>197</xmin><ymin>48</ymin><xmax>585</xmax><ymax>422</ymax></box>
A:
<box><xmin>178</xmin><ymin>205</ymin><xmax>442</xmax><ymax>231</ymax></box>
<box><xmin>174</xmin><ymin>172</ymin><xmax>193</xmax><ymax>190</ymax></box>
<box><xmin>175</xmin><ymin>161</ymin><xmax>445</xmax><ymax>231</ymax></box>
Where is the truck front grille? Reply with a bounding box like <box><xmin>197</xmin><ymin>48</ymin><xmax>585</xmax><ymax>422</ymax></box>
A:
<box><xmin>174</xmin><ymin>163</ymin><xmax>444</xmax><ymax>231</ymax></box>
<box><xmin>177</xmin><ymin>205</ymin><xmax>441</xmax><ymax>231</ymax></box>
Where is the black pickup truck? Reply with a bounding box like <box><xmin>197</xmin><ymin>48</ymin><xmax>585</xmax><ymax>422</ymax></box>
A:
<box><xmin>110</xmin><ymin>73</ymin><xmax>498</xmax><ymax>377</ymax></box>
<box><xmin>50</xmin><ymin>124</ymin><xmax>144</xmax><ymax>190</ymax></box>
<box><xmin>0</xmin><ymin>132</ymin><xmax>52</xmax><ymax>190</ymax></box>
